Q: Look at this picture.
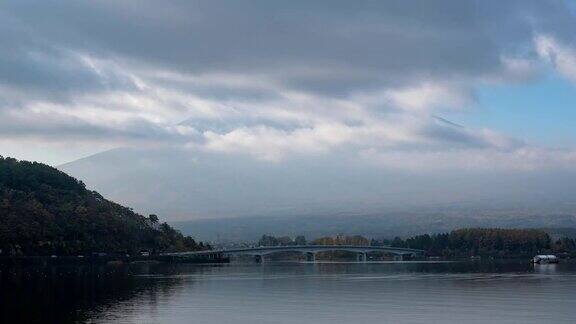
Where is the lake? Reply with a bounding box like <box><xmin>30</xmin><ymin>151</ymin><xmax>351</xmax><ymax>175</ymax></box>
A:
<box><xmin>2</xmin><ymin>261</ymin><xmax>575</xmax><ymax>323</ymax></box>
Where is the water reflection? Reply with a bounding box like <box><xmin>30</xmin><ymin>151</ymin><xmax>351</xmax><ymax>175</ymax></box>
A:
<box><xmin>2</xmin><ymin>261</ymin><xmax>576</xmax><ymax>324</ymax></box>
<box><xmin>0</xmin><ymin>263</ymin><xmax>195</xmax><ymax>323</ymax></box>
<box><xmin>533</xmin><ymin>263</ymin><xmax>558</xmax><ymax>274</ymax></box>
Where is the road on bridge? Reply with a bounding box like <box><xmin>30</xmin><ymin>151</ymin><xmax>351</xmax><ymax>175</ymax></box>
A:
<box><xmin>162</xmin><ymin>245</ymin><xmax>425</xmax><ymax>263</ymax></box>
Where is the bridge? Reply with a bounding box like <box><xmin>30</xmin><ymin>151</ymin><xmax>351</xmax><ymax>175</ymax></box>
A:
<box><xmin>162</xmin><ymin>245</ymin><xmax>425</xmax><ymax>263</ymax></box>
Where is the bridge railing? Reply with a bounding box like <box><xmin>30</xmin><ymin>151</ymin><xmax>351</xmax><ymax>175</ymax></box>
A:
<box><xmin>162</xmin><ymin>245</ymin><xmax>425</xmax><ymax>257</ymax></box>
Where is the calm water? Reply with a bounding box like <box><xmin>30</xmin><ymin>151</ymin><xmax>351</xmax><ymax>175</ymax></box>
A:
<box><xmin>2</xmin><ymin>261</ymin><xmax>576</xmax><ymax>323</ymax></box>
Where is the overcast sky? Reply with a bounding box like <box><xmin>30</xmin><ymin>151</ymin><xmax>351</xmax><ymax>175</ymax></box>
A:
<box><xmin>2</xmin><ymin>0</ymin><xmax>576</xmax><ymax>172</ymax></box>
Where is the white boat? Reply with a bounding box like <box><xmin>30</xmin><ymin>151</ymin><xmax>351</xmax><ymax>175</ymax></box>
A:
<box><xmin>533</xmin><ymin>255</ymin><xmax>558</xmax><ymax>264</ymax></box>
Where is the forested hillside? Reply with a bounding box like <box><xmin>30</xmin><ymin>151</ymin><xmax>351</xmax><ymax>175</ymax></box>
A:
<box><xmin>256</xmin><ymin>229</ymin><xmax>576</xmax><ymax>259</ymax></box>
<box><xmin>0</xmin><ymin>156</ymin><xmax>208</xmax><ymax>256</ymax></box>
<box><xmin>384</xmin><ymin>228</ymin><xmax>571</xmax><ymax>258</ymax></box>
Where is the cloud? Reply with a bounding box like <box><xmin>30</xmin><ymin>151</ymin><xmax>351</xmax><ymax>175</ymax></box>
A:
<box><xmin>383</xmin><ymin>83</ymin><xmax>473</xmax><ymax>112</ymax></box>
<box><xmin>360</xmin><ymin>147</ymin><xmax>576</xmax><ymax>172</ymax></box>
<box><xmin>0</xmin><ymin>1</ymin><xmax>552</xmax><ymax>96</ymax></box>
<box><xmin>535</xmin><ymin>34</ymin><xmax>576</xmax><ymax>82</ymax></box>
<box><xmin>1</xmin><ymin>1</ymin><xmax>576</xmax><ymax>169</ymax></box>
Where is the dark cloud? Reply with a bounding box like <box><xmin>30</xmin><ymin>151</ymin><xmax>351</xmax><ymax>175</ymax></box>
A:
<box><xmin>1</xmin><ymin>0</ymin><xmax>576</xmax><ymax>166</ymax></box>
<box><xmin>0</xmin><ymin>110</ymin><xmax>190</xmax><ymax>143</ymax></box>
<box><xmin>2</xmin><ymin>0</ymin><xmax>573</xmax><ymax>97</ymax></box>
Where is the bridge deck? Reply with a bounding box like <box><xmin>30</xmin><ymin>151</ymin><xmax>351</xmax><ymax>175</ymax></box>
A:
<box><xmin>163</xmin><ymin>245</ymin><xmax>424</xmax><ymax>257</ymax></box>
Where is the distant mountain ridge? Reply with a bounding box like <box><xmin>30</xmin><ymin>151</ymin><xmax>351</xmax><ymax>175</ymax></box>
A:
<box><xmin>59</xmin><ymin>147</ymin><xmax>576</xmax><ymax>223</ymax></box>
<box><xmin>59</xmin><ymin>147</ymin><xmax>576</xmax><ymax>244</ymax></box>
<box><xmin>172</xmin><ymin>213</ymin><xmax>576</xmax><ymax>242</ymax></box>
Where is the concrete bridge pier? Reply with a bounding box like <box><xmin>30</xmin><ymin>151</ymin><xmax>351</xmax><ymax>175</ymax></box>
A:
<box><xmin>357</xmin><ymin>252</ymin><xmax>367</xmax><ymax>262</ymax></box>
<box><xmin>393</xmin><ymin>254</ymin><xmax>404</xmax><ymax>261</ymax></box>
<box><xmin>305</xmin><ymin>252</ymin><xmax>316</xmax><ymax>262</ymax></box>
<box><xmin>255</xmin><ymin>254</ymin><xmax>264</xmax><ymax>263</ymax></box>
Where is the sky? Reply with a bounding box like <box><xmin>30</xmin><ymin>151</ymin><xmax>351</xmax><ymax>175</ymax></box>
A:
<box><xmin>2</xmin><ymin>0</ymin><xmax>576</xmax><ymax>173</ymax></box>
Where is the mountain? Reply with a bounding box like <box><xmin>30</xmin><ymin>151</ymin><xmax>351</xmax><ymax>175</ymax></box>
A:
<box><xmin>0</xmin><ymin>156</ymin><xmax>206</xmax><ymax>256</ymax></box>
<box><xmin>61</xmin><ymin>147</ymin><xmax>445</xmax><ymax>219</ymax></box>
<box><xmin>172</xmin><ymin>213</ymin><xmax>576</xmax><ymax>242</ymax></box>
<box><xmin>58</xmin><ymin>147</ymin><xmax>576</xmax><ymax>240</ymax></box>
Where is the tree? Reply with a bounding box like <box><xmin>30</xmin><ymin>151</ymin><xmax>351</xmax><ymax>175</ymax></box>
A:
<box><xmin>0</xmin><ymin>156</ymin><xmax>209</xmax><ymax>256</ymax></box>
<box><xmin>386</xmin><ymin>228</ymin><xmax>555</xmax><ymax>258</ymax></box>
<box><xmin>149</xmin><ymin>214</ymin><xmax>159</xmax><ymax>223</ymax></box>
<box><xmin>258</xmin><ymin>235</ymin><xmax>279</xmax><ymax>246</ymax></box>
<box><xmin>294</xmin><ymin>235</ymin><xmax>307</xmax><ymax>245</ymax></box>
<box><xmin>276</xmin><ymin>236</ymin><xmax>294</xmax><ymax>246</ymax></box>
<box><xmin>391</xmin><ymin>237</ymin><xmax>405</xmax><ymax>248</ymax></box>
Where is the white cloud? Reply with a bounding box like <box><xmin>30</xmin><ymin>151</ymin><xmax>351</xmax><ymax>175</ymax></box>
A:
<box><xmin>535</xmin><ymin>34</ymin><xmax>576</xmax><ymax>82</ymax></box>
<box><xmin>383</xmin><ymin>83</ymin><xmax>473</xmax><ymax>112</ymax></box>
<box><xmin>202</xmin><ymin>124</ymin><xmax>353</xmax><ymax>161</ymax></box>
<box><xmin>1</xmin><ymin>48</ymin><xmax>574</xmax><ymax>170</ymax></box>
<box><xmin>1</xmin><ymin>1</ymin><xmax>576</xmax><ymax>170</ymax></box>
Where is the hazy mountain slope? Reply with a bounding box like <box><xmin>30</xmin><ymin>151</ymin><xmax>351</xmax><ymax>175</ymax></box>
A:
<box><xmin>173</xmin><ymin>213</ymin><xmax>576</xmax><ymax>242</ymax></box>
<box><xmin>59</xmin><ymin>148</ymin><xmax>576</xmax><ymax>227</ymax></box>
